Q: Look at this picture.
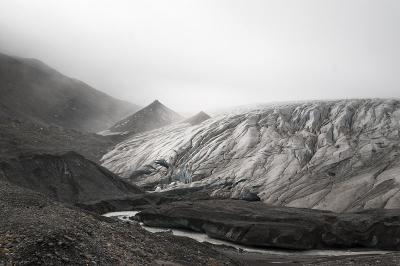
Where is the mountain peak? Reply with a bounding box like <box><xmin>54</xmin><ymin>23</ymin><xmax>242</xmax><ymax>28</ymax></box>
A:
<box><xmin>151</xmin><ymin>99</ymin><xmax>161</xmax><ymax>105</ymax></box>
<box><xmin>147</xmin><ymin>99</ymin><xmax>164</xmax><ymax>109</ymax></box>
<box><xmin>108</xmin><ymin>100</ymin><xmax>183</xmax><ymax>135</ymax></box>
<box><xmin>198</xmin><ymin>111</ymin><xmax>207</xmax><ymax>116</ymax></box>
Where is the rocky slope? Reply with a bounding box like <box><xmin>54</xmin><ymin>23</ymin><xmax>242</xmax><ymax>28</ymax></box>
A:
<box><xmin>138</xmin><ymin>199</ymin><xmax>400</xmax><ymax>250</ymax></box>
<box><xmin>0</xmin><ymin>114</ymin><xmax>122</xmax><ymax>162</ymax></box>
<box><xmin>102</xmin><ymin>99</ymin><xmax>400</xmax><ymax>212</ymax></box>
<box><xmin>0</xmin><ymin>180</ymin><xmax>234</xmax><ymax>265</ymax></box>
<box><xmin>0</xmin><ymin>53</ymin><xmax>139</xmax><ymax>132</ymax></box>
<box><xmin>104</xmin><ymin>100</ymin><xmax>183</xmax><ymax>136</ymax></box>
<box><xmin>0</xmin><ymin>152</ymin><xmax>143</xmax><ymax>204</ymax></box>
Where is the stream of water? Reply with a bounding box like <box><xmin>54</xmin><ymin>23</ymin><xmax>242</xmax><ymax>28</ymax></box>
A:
<box><xmin>103</xmin><ymin>211</ymin><xmax>390</xmax><ymax>257</ymax></box>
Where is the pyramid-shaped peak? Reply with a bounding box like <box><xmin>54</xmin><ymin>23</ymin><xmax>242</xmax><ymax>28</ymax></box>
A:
<box><xmin>198</xmin><ymin>111</ymin><xmax>208</xmax><ymax>116</ymax></box>
<box><xmin>108</xmin><ymin>99</ymin><xmax>183</xmax><ymax>135</ymax></box>
<box><xmin>147</xmin><ymin>99</ymin><xmax>165</xmax><ymax>108</ymax></box>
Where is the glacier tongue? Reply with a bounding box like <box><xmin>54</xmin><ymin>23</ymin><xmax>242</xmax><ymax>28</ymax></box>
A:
<box><xmin>101</xmin><ymin>99</ymin><xmax>400</xmax><ymax>212</ymax></box>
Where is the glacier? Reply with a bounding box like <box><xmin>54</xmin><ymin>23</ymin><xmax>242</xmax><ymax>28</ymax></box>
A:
<box><xmin>102</xmin><ymin>99</ymin><xmax>400</xmax><ymax>212</ymax></box>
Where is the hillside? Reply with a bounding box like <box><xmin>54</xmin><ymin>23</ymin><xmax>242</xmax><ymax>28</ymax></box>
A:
<box><xmin>102</xmin><ymin>99</ymin><xmax>400</xmax><ymax>212</ymax></box>
<box><xmin>0</xmin><ymin>114</ymin><xmax>120</xmax><ymax>162</ymax></box>
<box><xmin>104</xmin><ymin>100</ymin><xmax>183</xmax><ymax>136</ymax></box>
<box><xmin>0</xmin><ymin>152</ymin><xmax>143</xmax><ymax>204</ymax></box>
<box><xmin>0</xmin><ymin>53</ymin><xmax>139</xmax><ymax>132</ymax></box>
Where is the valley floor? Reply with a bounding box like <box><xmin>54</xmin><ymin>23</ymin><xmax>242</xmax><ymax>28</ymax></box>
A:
<box><xmin>3</xmin><ymin>178</ymin><xmax>400</xmax><ymax>265</ymax></box>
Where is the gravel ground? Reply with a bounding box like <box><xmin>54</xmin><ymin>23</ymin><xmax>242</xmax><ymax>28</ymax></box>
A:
<box><xmin>0</xmin><ymin>180</ymin><xmax>235</xmax><ymax>265</ymax></box>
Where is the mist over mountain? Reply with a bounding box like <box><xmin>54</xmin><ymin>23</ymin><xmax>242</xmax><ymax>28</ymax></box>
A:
<box><xmin>1</xmin><ymin>51</ymin><xmax>400</xmax><ymax>264</ymax></box>
<box><xmin>0</xmin><ymin>53</ymin><xmax>139</xmax><ymax>132</ymax></box>
<box><xmin>1</xmin><ymin>0</ymin><xmax>400</xmax><ymax>264</ymax></box>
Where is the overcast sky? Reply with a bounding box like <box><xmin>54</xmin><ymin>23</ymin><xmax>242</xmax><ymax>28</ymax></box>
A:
<box><xmin>1</xmin><ymin>0</ymin><xmax>400</xmax><ymax>113</ymax></box>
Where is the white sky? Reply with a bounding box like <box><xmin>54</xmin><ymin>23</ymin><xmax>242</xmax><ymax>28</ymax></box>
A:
<box><xmin>1</xmin><ymin>0</ymin><xmax>400</xmax><ymax>113</ymax></box>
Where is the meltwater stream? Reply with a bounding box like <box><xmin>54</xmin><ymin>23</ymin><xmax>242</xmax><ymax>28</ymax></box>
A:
<box><xmin>103</xmin><ymin>211</ymin><xmax>389</xmax><ymax>257</ymax></box>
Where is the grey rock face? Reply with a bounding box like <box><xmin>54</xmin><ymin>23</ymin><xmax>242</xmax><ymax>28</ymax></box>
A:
<box><xmin>102</xmin><ymin>99</ymin><xmax>400</xmax><ymax>212</ymax></box>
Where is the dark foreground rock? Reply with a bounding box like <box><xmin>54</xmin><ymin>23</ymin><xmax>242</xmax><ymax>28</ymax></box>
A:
<box><xmin>219</xmin><ymin>248</ymin><xmax>400</xmax><ymax>266</ymax></box>
<box><xmin>137</xmin><ymin>199</ymin><xmax>400</xmax><ymax>251</ymax></box>
<box><xmin>0</xmin><ymin>180</ymin><xmax>235</xmax><ymax>265</ymax></box>
<box><xmin>0</xmin><ymin>152</ymin><xmax>143</xmax><ymax>204</ymax></box>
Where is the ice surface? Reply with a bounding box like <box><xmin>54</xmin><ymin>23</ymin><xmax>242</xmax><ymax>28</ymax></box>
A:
<box><xmin>102</xmin><ymin>99</ymin><xmax>400</xmax><ymax>212</ymax></box>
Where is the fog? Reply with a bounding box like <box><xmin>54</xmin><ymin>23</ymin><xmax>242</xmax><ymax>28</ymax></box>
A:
<box><xmin>1</xmin><ymin>0</ymin><xmax>400</xmax><ymax>113</ymax></box>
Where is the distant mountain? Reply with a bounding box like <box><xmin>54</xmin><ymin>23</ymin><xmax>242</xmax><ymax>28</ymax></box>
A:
<box><xmin>104</xmin><ymin>100</ymin><xmax>183</xmax><ymax>136</ymax></box>
<box><xmin>183</xmin><ymin>111</ymin><xmax>211</xmax><ymax>125</ymax></box>
<box><xmin>0</xmin><ymin>151</ymin><xmax>143</xmax><ymax>204</ymax></box>
<box><xmin>0</xmin><ymin>53</ymin><xmax>140</xmax><ymax>132</ymax></box>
